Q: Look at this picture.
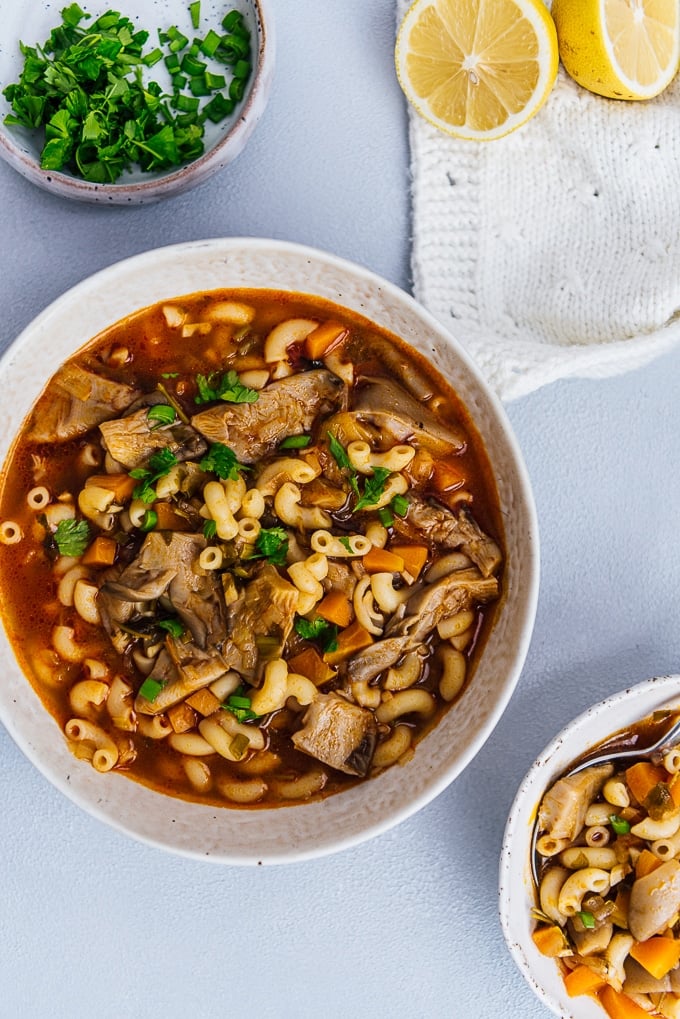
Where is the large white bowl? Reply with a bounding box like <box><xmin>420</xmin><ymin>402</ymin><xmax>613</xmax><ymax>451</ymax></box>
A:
<box><xmin>500</xmin><ymin>673</ymin><xmax>680</xmax><ymax>1018</ymax></box>
<box><xmin>0</xmin><ymin>0</ymin><xmax>274</xmax><ymax>203</ymax></box>
<box><xmin>0</xmin><ymin>237</ymin><xmax>539</xmax><ymax>863</ymax></box>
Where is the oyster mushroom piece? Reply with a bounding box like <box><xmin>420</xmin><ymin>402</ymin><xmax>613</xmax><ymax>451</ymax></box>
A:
<box><xmin>628</xmin><ymin>859</ymin><xmax>680</xmax><ymax>942</ymax></box>
<box><xmin>292</xmin><ymin>693</ymin><xmax>377</xmax><ymax>776</ymax></box>
<box><xmin>27</xmin><ymin>363</ymin><xmax>141</xmax><ymax>442</ymax></box>
<box><xmin>537</xmin><ymin>763</ymin><xmax>614</xmax><ymax>844</ymax></box>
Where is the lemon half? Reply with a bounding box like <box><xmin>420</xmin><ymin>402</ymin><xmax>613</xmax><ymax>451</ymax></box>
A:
<box><xmin>395</xmin><ymin>0</ymin><xmax>559</xmax><ymax>141</ymax></box>
<box><xmin>552</xmin><ymin>0</ymin><xmax>680</xmax><ymax>101</ymax></box>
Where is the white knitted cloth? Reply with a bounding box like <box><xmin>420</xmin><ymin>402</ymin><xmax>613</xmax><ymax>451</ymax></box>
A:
<box><xmin>400</xmin><ymin>1</ymin><xmax>680</xmax><ymax>401</ymax></box>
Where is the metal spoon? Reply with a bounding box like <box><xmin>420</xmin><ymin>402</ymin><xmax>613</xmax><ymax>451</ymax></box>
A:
<box><xmin>530</xmin><ymin>711</ymin><xmax>680</xmax><ymax>886</ymax></box>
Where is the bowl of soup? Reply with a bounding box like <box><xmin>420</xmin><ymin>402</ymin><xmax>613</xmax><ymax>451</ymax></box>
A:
<box><xmin>0</xmin><ymin>237</ymin><xmax>538</xmax><ymax>863</ymax></box>
<box><xmin>500</xmin><ymin>673</ymin><xmax>680</xmax><ymax>1018</ymax></box>
<box><xmin>0</xmin><ymin>0</ymin><xmax>274</xmax><ymax>203</ymax></box>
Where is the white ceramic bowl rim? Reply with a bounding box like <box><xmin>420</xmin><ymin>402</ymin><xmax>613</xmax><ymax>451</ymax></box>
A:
<box><xmin>500</xmin><ymin>673</ymin><xmax>680</xmax><ymax>1018</ymax></box>
<box><xmin>0</xmin><ymin>237</ymin><xmax>539</xmax><ymax>863</ymax></box>
<box><xmin>0</xmin><ymin>0</ymin><xmax>275</xmax><ymax>203</ymax></box>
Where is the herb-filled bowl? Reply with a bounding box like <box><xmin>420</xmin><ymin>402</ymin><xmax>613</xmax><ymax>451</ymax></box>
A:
<box><xmin>0</xmin><ymin>237</ymin><xmax>539</xmax><ymax>863</ymax></box>
<box><xmin>0</xmin><ymin>0</ymin><xmax>274</xmax><ymax>203</ymax></box>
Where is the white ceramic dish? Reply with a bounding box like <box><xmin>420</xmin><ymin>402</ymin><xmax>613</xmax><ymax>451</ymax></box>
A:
<box><xmin>500</xmin><ymin>673</ymin><xmax>680</xmax><ymax>1018</ymax></box>
<box><xmin>0</xmin><ymin>237</ymin><xmax>539</xmax><ymax>864</ymax></box>
<box><xmin>0</xmin><ymin>0</ymin><xmax>274</xmax><ymax>203</ymax></box>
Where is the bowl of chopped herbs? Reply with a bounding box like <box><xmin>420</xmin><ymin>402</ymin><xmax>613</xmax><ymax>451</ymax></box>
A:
<box><xmin>0</xmin><ymin>0</ymin><xmax>274</xmax><ymax>202</ymax></box>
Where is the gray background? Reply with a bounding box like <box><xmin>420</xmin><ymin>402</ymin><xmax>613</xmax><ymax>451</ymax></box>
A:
<box><xmin>2</xmin><ymin>2</ymin><xmax>679</xmax><ymax>1017</ymax></box>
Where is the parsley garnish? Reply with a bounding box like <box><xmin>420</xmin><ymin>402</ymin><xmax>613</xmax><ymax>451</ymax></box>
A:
<box><xmin>328</xmin><ymin>432</ymin><xmax>353</xmax><ymax>472</ymax></box>
<box><xmin>251</xmin><ymin>526</ymin><xmax>288</xmax><ymax>566</ymax></box>
<box><xmin>295</xmin><ymin>617</ymin><xmax>339</xmax><ymax>652</ymax></box>
<box><xmin>200</xmin><ymin>442</ymin><xmax>248</xmax><ymax>480</ymax></box>
<box><xmin>354</xmin><ymin>467</ymin><xmax>391</xmax><ymax>512</ymax></box>
<box><xmin>194</xmin><ymin>370</ymin><xmax>258</xmax><ymax>405</ymax></box>
<box><xmin>129</xmin><ymin>447</ymin><xmax>178</xmax><ymax>503</ymax></box>
<box><xmin>53</xmin><ymin>518</ymin><xmax>90</xmax><ymax>557</ymax></box>
<box><xmin>203</xmin><ymin>519</ymin><xmax>218</xmax><ymax>540</ymax></box>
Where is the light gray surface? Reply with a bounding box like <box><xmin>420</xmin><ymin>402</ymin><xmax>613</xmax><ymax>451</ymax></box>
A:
<box><xmin>1</xmin><ymin>3</ymin><xmax>679</xmax><ymax>1018</ymax></box>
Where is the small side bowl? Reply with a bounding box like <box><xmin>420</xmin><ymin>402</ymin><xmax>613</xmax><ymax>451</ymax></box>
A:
<box><xmin>0</xmin><ymin>237</ymin><xmax>539</xmax><ymax>863</ymax></box>
<box><xmin>499</xmin><ymin>673</ymin><xmax>680</xmax><ymax>1019</ymax></box>
<box><xmin>0</xmin><ymin>0</ymin><xmax>274</xmax><ymax>203</ymax></box>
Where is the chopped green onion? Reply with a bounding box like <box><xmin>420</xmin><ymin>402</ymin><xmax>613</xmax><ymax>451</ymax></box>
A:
<box><xmin>577</xmin><ymin>911</ymin><xmax>596</xmax><ymax>929</ymax></box>
<box><xmin>228</xmin><ymin>694</ymin><xmax>252</xmax><ymax>710</ymax></box>
<box><xmin>232</xmin><ymin>59</ymin><xmax>251</xmax><ymax>80</ymax></box>
<box><xmin>164</xmin><ymin>52</ymin><xmax>181</xmax><ymax>72</ymax></box>
<box><xmin>138</xmin><ymin>677</ymin><xmax>165</xmax><ymax>702</ymax></box>
<box><xmin>158</xmin><ymin>619</ymin><xmax>184</xmax><ymax>638</ymax></box>
<box><xmin>200</xmin><ymin>29</ymin><xmax>221</xmax><ymax>57</ymax></box>
<box><xmin>279</xmin><ymin>434</ymin><xmax>312</xmax><ymax>449</ymax></box>
<box><xmin>147</xmin><ymin>403</ymin><xmax>177</xmax><ymax>427</ymax></box>
<box><xmin>173</xmin><ymin>92</ymin><xmax>200</xmax><ymax>113</ymax></box>
<box><xmin>143</xmin><ymin>47</ymin><xmax>163</xmax><ymax>67</ymax></box>
<box><xmin>378</xmin><ymin>506</ymin><xmax>394</xmax><ymax>528</ymax></box>
<box><xmin>391</xmin><ymin>494</ymin><xmax>410</xmax><ymax>517</ymax></box>
<box><xmin>189</xmin><ymin>75</ymin><xmax>211</xmax><ymax>96</ymax></box>
<box><xmin>203</xmin><ymin>519</ymin><xmax>217</xmax><ymax>540</ymax></box>
<box><xmin>140</xmin><ymin>509</ymin><xmax>158</xmax><ymax>531</ymax></box>
<box><xmin>228</xmin><ymin>76</ymin><xmax>246</xmax><ymax>102</ymax></box>
<box><xmin>167</xmin><ymin>26</ymin><xmax>189</xmax><ymax>52</ymax></box>
<box><xmin>180</xmin><ymin>53</ymin><xmax>207</xmax><ymax>76</ymax></box>
<box><xmin>609</xmin><ymin>815</ymin><xmax>631</xmax><ymax>835</ymax></box>
<box><xmin>202</xmin><ymin>93</ymin><xmax>234</xmax><ymax>122</ymax></box>
<box><xmin>189</xmin><ymin>1</ymin><xmax>201</xmax><ymax>30</ymax></box>
<box><xmin>222</xmin><ymin>10</ymin><xmax>245</xmax><ymax>32</ymax></box>
<box><xmin>205</xmin><ymin>71</ymin><xmax>226</xmax><ymax>90</ymax></box>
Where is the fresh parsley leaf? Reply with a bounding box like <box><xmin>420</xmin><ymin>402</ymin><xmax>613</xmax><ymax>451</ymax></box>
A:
<box><xmin>294</xmin><ymin>617</ymin><xmax>338</xmax><ymax>652</ymax></box>
<box><xmin>53</xmin><ymin>518</ymin><xmax>90</xmax><ymax>557</ymax></box>
<box><xmin>200</xmin><ymin>442</ymin><xmax>247</xmax><ymax>481</ymax></box>
<box><xmin>194</xmin><ymin>370</ymin><xmax>258</xmax><ymax>405</ymax></box>
<box><xmin>129</xmin><ymin>447</ymin><xmax>179</xmax><ymax>502</ymax></box>
<box><xmin>354</xmin><ymin>467</ymin><xmax>391</xmax><ymax>512</ymax></box>
<box><xmin>339</xmin><ymin>536</ymin><xmax>353</xmax><ymax>553</ymax></box>
<box><xmin>203</xmin><ymin>519</ymin><xmax>218</xmax><ymax>540</ymax></box>
<box><xmin>147</xmin><ymin>404</ymin><xmax>176</xmax><ymax>428</ymax></box>
<box><xmin>251</xmin><ymin>526</ymin><xmax>288</xmax><ymax>566</ymax></box>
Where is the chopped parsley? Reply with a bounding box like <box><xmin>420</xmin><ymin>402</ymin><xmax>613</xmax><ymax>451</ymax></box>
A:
<box><xmin>194</xmin><ymin>370</ymin><xmax>258</xmax><ymax>405</ymax></box>
<box><xmin>138</xmin><ymin>676</ymin><xmax>165</xmax><ymax>702</ymax></box>
<box><xmin>295</xmin><ymin>617</ymin><xmax>339</xmax><ymax>652</ymax></box>
<box><xmin>203</xmin><ymin>519</ymin><xmax>218</xmax><ymax>540</ymax></box>
<box><xmin>354</xmin><ymin>468</ymin><xmax>391</xmax><ymax>512</ymax></box>
<box><xmin>251</xmin><ymin>526</ymin><xmax>288</xmax><ymax>567</ymax></box>
<box><xmin>200</xmin><ymin>442</ymin><xmax>248</xmax><ymax>481</ymax></box>
<box><xmin>327</xmin><ymin>433</ymin><xmax>395</xmax><ymax>513</ymax></box>
<box><xmin>129</xmin><ymin>447</ymin><xmax>178</xmax><ymax>503</ymax></box>
<box><xmin>328</xmin><ymin>431</ymin><xmax>353</xmax><ymax>472</ymax></box>
<box><xmin>53</xmin><ymin>518</ymin><xmax>90</xmax><ymax>557</ymax></box>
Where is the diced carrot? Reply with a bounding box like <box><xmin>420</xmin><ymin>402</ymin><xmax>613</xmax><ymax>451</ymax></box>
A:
<box><xmin>629</xmin><ymin>936</ymin><xmax>680</xmax><ymax>979</ymax></box>
<box><xmin>626</xmin><ymin>761</ymin><xmax>668</xmax><ymax>805</ymax></box>
<box><xmin>432</xmin><ymin>459</ymin><xmax>466</xmax><ymax>493</ymax></box>
<box><xmin>361</xmin><ymin>547</ymin><xmax>405</xmax><ymax>575</ymax></box>
<box><xmin>563</xmin><ymin>964</ymin><xmax>606</xmax><ymax>998</ymax></box>
<box><xmin>153</xmin><ymin>502</ymin><xmax>193</xmax><ymax>530</ymax></box>
<box><xmin>531</xmin><ymin>925</ymin><xmax>568</xmax><ymax>958</ymax></box>
<box><xmin>599</xmin><ymin>984</ymin><xmax>654</xmax><ymax>1019</ymax></box>
<box><xmin>81</xmin><ymin>535</ymin><xmax>117</xmax><ymax>567</ymax></box>
<box><xmin>84</xmin><ymin>473</ymin><xmax>136</xmax><ymax>502</ymax></box>
<box><xmin>303</xmin><ymin>320</ymin><xmax>349</xmax><ymax>361</ymax></box>
<box><xmin>186</xmin><ymin>688</ymin><xmax>222</xmax><ymax>717</ymax></box>
<box><xmin>635</xmin><ymin>848</ymin><xmax>663</xmax><ymax>879</ymax></box>
<box><xmin>287</xmin><ymin>647</ymin><xmax>337</xmax><ymax>687</ymax></box>
<box><xmin>315</xmin><ymin>591</ymin><xmax>354</xmax><ymax>628</ymax></box>
<box><xmin>324</xmin><ymin>620</ymin><xmax>373</xmax><ymax>666</ymax></box>
<box><xmin>390</xmin><ymin>544</ymin><xmax>429</xmax><ymax>580</ymax></box>
<box><xmin>167</xmin><ymin>701</ymin><xmax>197</xmax><ymax>734</ymax></box>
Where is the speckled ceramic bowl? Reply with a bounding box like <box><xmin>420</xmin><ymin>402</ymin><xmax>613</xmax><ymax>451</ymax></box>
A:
<box><xmin>0</xmin><ymin>1</ymin><xmax>274</xmax><ymax>203</ymax></box>
<box><xmin>500</xmin><ymin>673</ymin><xmax>680</xmax><ymax>1018</ymax></box>
<box><xmin>0</xmin><ymin>238</ymin><xmax>539</xmax><ymax>863</ymax></box>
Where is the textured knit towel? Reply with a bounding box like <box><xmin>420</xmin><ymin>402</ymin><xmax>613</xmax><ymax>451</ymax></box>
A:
<box><xmin>399</xmin><ymin>0</ymin><xmax>680</xmax><ymax>401</ymax></box>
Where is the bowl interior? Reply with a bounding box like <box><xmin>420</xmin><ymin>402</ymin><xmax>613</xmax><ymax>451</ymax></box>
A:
<box><xmin>500</xmin><ymin>673</ymin><xmax>680</xmax><ymax>1018</ymax></box>
<box><xmin>0</xmin><ymin>237</ymin><xmax>539</xmax><ymax>863</ymax></box>
<box><xmin>0</xmin><ymin>0</ymin><xmax>273</xmax><ymax>202</ymax></box>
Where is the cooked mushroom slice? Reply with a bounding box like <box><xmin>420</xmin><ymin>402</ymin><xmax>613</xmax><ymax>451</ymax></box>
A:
<box><xmin>347</xmin><ymin>567</ymin><xmax>499</xmax><ymax>684</ymax></box>
<box><xmin>27</xmin><ymin>363</ymin><xmax>141</xmax><ymax>442</ymax></box>
<box><xmin>99</xmin><ymin>408</ymin><xmax>207</xmax><ymax>470</ymax></box>
<box><xmin>191</xmin><ymin>369</ymin><xmax>344</xmax><ymax>462</ymax></box>
<box><xmin>353</xmin><ymin>377</ymin><xmax>465</xmax><ymax>454</ymax></box>
<box><xmin>134</xmin><ymin>641</ymin><xmax>228</xmax><ymax>714</ymax></box>
<box><xmin>537</xmin><ymin>764</ymin><xmax>615</xmax><ymax>845</ymax></box>
<box><xmin>628</xmin><ymin>860</ymin><xmax>680</xmax><ymax>942</ymax></box>
<box><xmin>222</xmin><ymin>563</ymin><xmax>299</xmax><ymax>680</ymax></box>
<box><xmin>568</xmin><ymin>920</ymin><xmax>613</xmax><ymax>957</ymax></box>
<box><xmin>292</xmin><ymin>693</ymin><xmax>377</xmax><ymax>776</ymax></box>
<box><xmin>394</xmin><ymin>497</ymin><xmax>502</xmax><ymax>578</ymax></box>
<box><xmin>624</xmin><ymin>957</ymin><xmax>671</xmax><ymax>995</ymax></box>
<box><xmin>100</xmin><ymin>532</ymin><xmax>227</xmax><ymax>650</ymax></box>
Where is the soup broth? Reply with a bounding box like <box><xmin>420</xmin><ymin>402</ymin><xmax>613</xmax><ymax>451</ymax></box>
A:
<box><xmin>0</xmin><ymin>289</ymin><xmax>504</xmax><ymax>807</ymax></box>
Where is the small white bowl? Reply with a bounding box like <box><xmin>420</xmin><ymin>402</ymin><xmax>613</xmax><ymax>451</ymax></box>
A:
<box><xmin>500</xmin><ymin>673</ymin><xmax>680</xmax><ymax>1018</ymax></box>
<box><xmin>0</xmin><ymin>0</ymin><xmax>274</xmax><ymax>203</ymax></box>
<box><xmin>0</xmin><ymin>237</ymin><xmax>539</xmax><ymax>863</ymax></box>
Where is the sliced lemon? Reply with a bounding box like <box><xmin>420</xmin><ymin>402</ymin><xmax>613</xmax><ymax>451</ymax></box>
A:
<box><xmin>551</xmin><ymin>0</ymin><xmax>680</xmax><ymax>101</ymax></box>
<box><xmin>395</xmin><ymin>0</ymin><xmax>559</xmax><ymax>141</ymax></box>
